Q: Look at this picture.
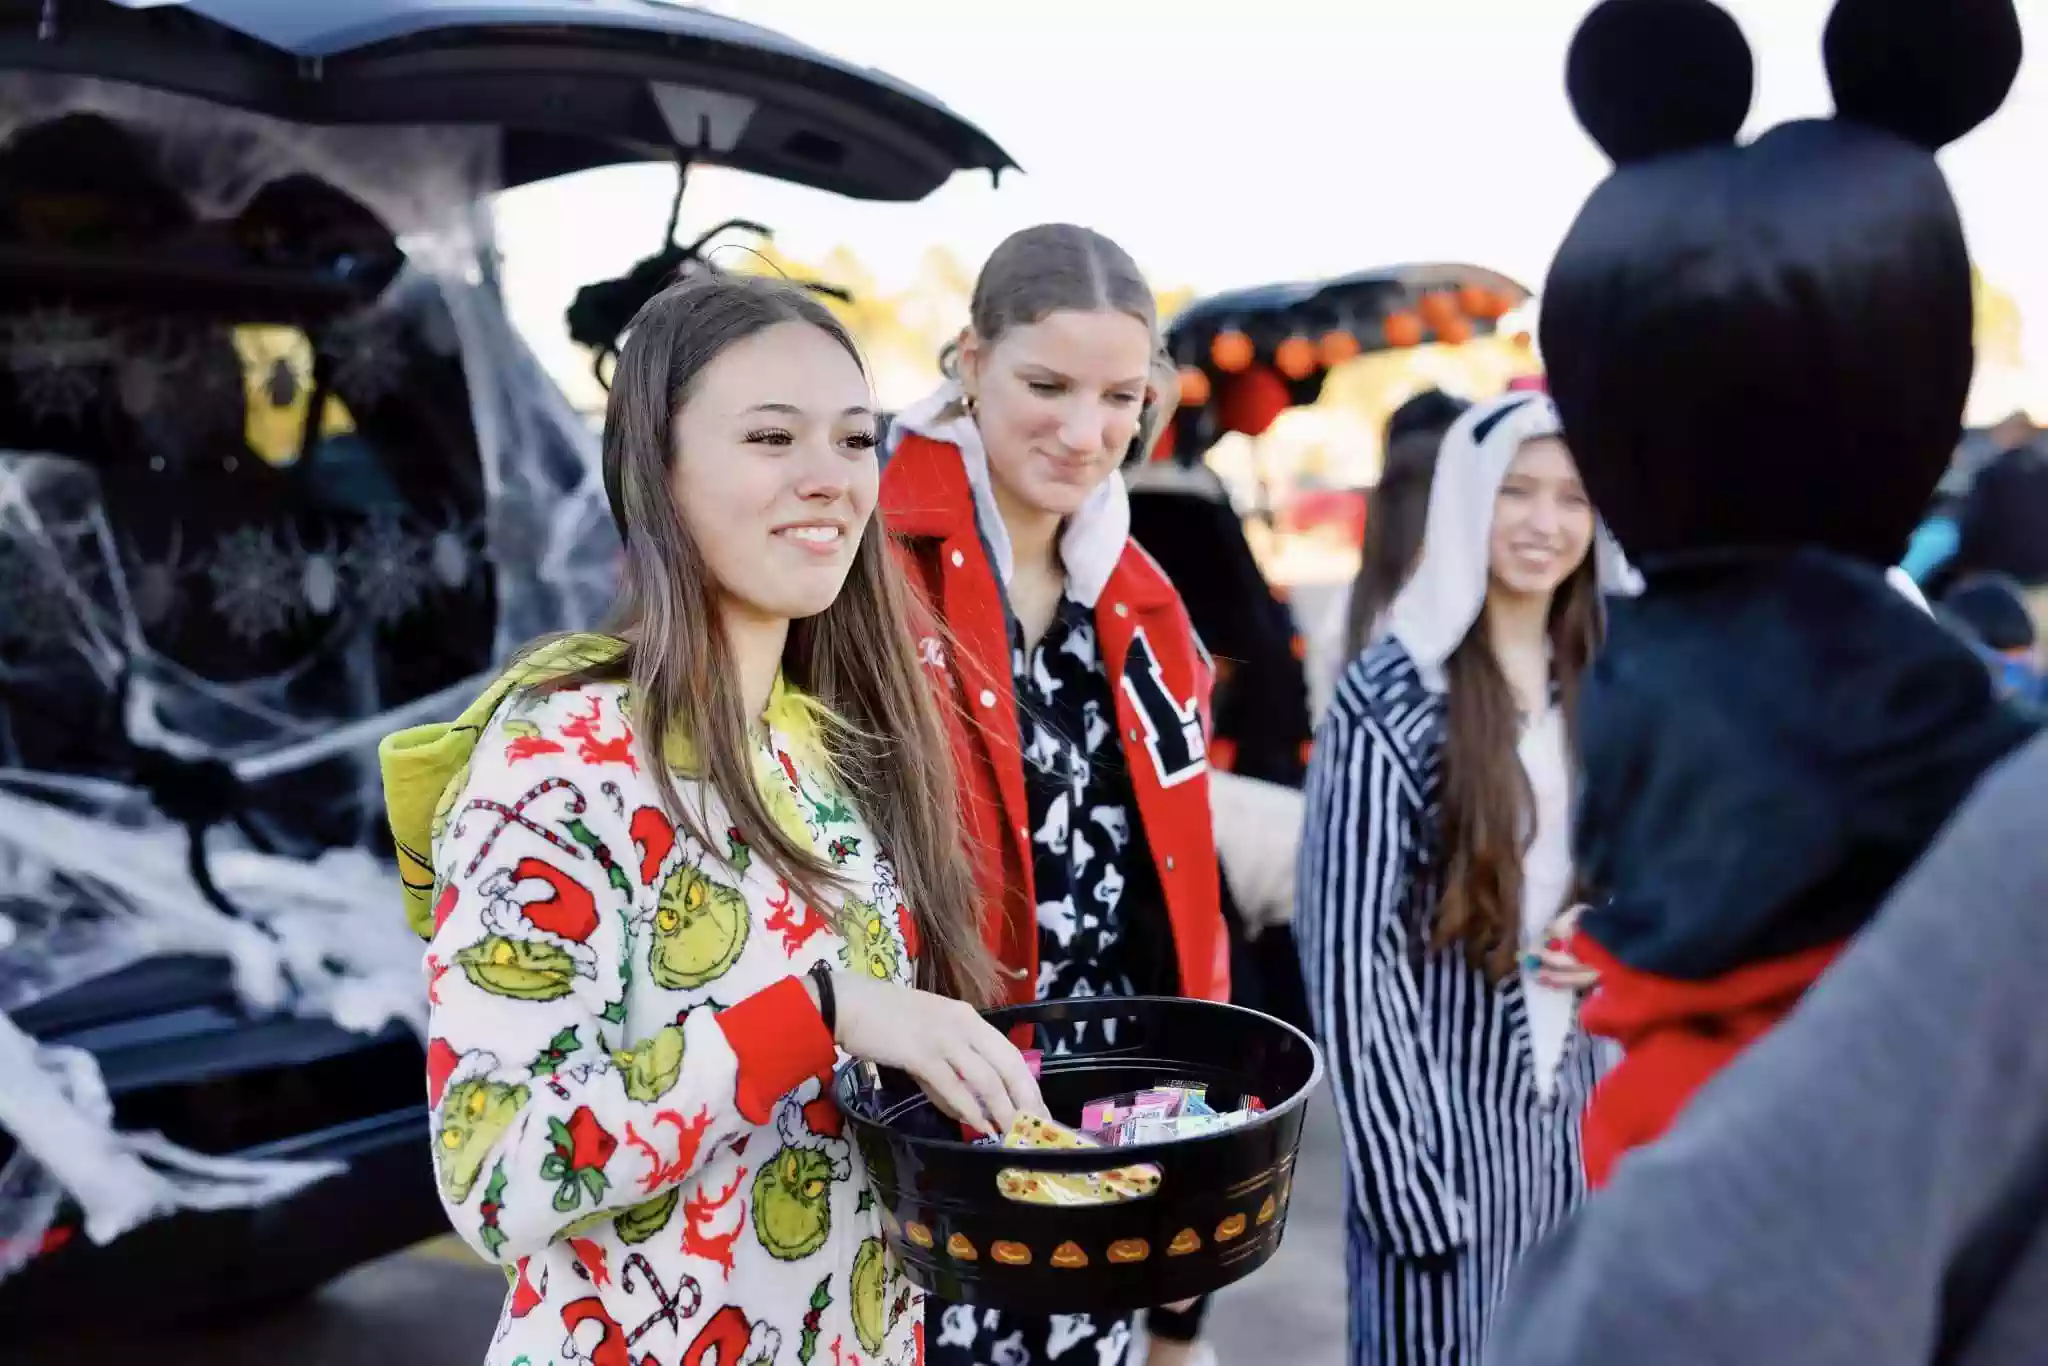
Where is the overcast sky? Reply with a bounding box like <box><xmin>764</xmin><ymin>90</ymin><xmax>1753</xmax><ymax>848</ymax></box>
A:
<box><xmin>495</xmin><ymin>0</ymin><xmax>2048</xmax><ymax>406</ymax></box>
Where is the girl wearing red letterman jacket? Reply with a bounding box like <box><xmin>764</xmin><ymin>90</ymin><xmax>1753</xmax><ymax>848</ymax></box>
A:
<box><xmin>881</xmin><ymin>224</ymin><xmax>1229</xmax><ymax>1366</ymax></box>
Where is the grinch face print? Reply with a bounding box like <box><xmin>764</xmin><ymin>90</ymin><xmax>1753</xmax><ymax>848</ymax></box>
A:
<box><xmin>752</xmin><ymin>1146</ymin><xmax>837</xmax><ymax>1261</ymax></box>
<box><xmin>431</xmin><ymin>1049</ymin><xmax>529</xmax><ymax>1203</ymax></box>
<box><xmin>456</xmin><ymin>934</ymin><xmax>580</xmax><ymax>1002</ymax></box>
<box><xmin>648</xmin><ymin>863</ymin><xmax>751</xmax><ymax>990</ymax></box>
<box><xmin>437</xmin><ymin>1078</ymin><xmax>528</xmax><ymax>1202</ymax></box>
<box><xmin>850</xmin><ymin>1236</ymin><xmax>889</xmax><ymax>1355</ymax></box>
<box><xmin>456</xmin><ymin>855</ymin><xmax>605</xmax><ymax>1002</ymax></box>
<box><xmin>612</xmin><ymin>1024</ymin><xmax>685</xmax><ymax>1102</ymax></box>
<box><xmin>835</xmin><ymin>896</ymin><xmax>902</xmax><ymax>982</ymax></box>
<box><xmin>611</xmin><ymin>1188</ymin><xmax>682</xmax><ymax>1245</ymax></box>
<box><xmin>751</xmin><ymin>1096</ymin><xmax>852</xmax><ymax>1262</ymax></box>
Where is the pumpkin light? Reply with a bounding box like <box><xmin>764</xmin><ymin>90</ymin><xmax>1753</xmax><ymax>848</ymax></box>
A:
<box><xmin>1460</xmin><ymin>284</ymin><xmax>1509</xmax><ymax>320</ymax></box>
<box><xmin>1384</xmin><ymin>312</ymin><xmax>1425</xmax><ymax>348</ymax></box>
<box><xmin>1177</xmin><ymin>365</ymin><xmax>1212</xmax><ymax>406</ymax></box>
<box><xmin>1418</xmin><ymin>292</ymin><xmax>1461</xmax><ymax>331</ymax></box>
<box><xmin>1210</xmin><ymin>329</ymin><xmax>1254</xmax><ymax>373</ymax></box>
<box><xmin>1319</xmin><ymin>330</ymin><xmax>1361</xmax><ymax>367</ymax></box>
<box><xmin>1273</xmin><ymin>335</ymin><xmax>1318</xmax><ymax>380</ymax></box>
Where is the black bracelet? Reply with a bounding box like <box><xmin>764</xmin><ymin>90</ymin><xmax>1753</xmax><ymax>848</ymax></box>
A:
<box><xmin>807</xmin><ymin>960</ymin><xmax>838</xmax><ymax>1040</ymax></box>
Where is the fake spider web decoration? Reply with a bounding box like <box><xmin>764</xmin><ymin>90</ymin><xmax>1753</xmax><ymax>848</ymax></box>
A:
<box><xmin>318</xmin><ymin>309</ymin><xmax>411</xmax><ymax>406</ymax></box>
<box><xmin>205</xmin><ymin>525</ymin><xmax>304</xmax><ymax>646</ymax></box>
<box><xmin>0</xmin><ymin>72</ymin><xmax>623</xmax><ymax>1280</ymax></box>
<box><xmin>340</xmin><ymin>512</ymin><xmax>431</xmax><ymax>626</ymax></box>
<box><xmin>0</xmin><ymin>540</ymin><xmax>76</xmax><ymax>654</ymax></box>
<box><xmin>1</xmin><ymin>307</ymin><xmax>115</xmax><ymax>427</ymax></box>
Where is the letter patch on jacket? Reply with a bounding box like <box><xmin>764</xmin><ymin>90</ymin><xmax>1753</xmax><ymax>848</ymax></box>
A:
<box><xmin>1121</xmin><ymin>628</ymin><xmax>1206</xmax><ymax>789</ymax></box>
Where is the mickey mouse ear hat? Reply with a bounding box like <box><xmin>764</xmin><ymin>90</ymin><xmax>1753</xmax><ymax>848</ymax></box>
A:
<box><xmin>1541</xmin><ymin>0</ymin><xmax>2022</xmax><ymax>574</ymax></box>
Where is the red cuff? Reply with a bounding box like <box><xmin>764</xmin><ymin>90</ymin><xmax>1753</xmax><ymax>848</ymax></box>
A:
<box><xmin>717</xmin><ymin>975</ymin><xmax>837</xmax><ymax>1125</ymax></box>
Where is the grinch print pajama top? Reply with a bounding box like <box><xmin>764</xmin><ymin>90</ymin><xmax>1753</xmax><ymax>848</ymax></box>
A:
<box><xmin>423</xmin><ymin>681</ymin><xmax>924</xmax><ymax>1366</ymax></box>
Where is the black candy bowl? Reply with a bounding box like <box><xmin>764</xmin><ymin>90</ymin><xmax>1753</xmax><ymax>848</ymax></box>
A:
<box><xmin>835</xmin><ymin>995</ymin><xmax>1324</xmax><ymax>1315</ymax></box>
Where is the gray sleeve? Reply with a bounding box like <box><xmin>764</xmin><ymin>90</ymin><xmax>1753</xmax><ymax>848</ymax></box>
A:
<box><xmin>1485</xmin><ymin>734</ymin><xmax>2048</xmax><ymax>1366</ymax></box>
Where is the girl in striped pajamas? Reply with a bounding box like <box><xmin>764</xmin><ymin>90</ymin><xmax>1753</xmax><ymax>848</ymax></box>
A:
<box><xmin>1296</xmin><ymin>392</ymin><xmax>1634</xmax><ymax>1365</ymax></box>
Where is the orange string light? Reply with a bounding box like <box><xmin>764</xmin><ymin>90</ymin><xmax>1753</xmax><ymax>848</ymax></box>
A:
<box><xmin>1210</xmin><ymin>330</ymin><xmax>1254</xmax><ymax>372</ymax></box>
<box><xmin>1459</xmin><ymin>284</ymin><xmax>1511</xmax><ymax>320</ymax></box>
<box><xmin>1274</xmin><ymin>336</ymin><xmax>1318</xmax><ymax>380</ymax></box>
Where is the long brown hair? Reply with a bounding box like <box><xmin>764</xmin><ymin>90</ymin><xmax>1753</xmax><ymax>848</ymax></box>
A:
<box><xmin>1432</xmin><ymin>553</ymin><xmax>1603</xmax><ymax>980</ymax></box>
<box><xmin>537</xmin><ymin>272</ymin><xmax>996</xmax><ymax>1004</ymax></box>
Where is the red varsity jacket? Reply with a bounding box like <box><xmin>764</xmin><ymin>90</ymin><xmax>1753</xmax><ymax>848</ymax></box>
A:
<box><xmin>880</xmin><ymin>431</ymin><xmax>1230</xmax><ymax>1010</ymax></box>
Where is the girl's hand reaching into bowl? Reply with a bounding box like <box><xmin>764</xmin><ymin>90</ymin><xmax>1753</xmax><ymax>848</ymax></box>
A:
<box><xmin>825</xmin><ymin>971</ymin><xmax>1045</xmax><ymax>1137</ymax></box>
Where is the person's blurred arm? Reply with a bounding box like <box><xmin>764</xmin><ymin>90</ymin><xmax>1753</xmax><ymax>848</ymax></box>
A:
<box><xmin>1487</xmin><ymin>735</ymin><xmax>2048</xmax><ymax>1366</ymax></box>
<box><xmin>1208</xmin><ymin>769</ymin><xmax>1303</xmax><ymax>937</ymax></box>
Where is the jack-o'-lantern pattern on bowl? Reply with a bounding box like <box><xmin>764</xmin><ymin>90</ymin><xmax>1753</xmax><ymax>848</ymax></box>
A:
<box><xmin>893</xmin><ymin>1205</ymin><xmax>1283</xmax><ymax>1270</ymax></box>
<box><xmin>882</xmin><ymin>1162</ymin><xmax>1294</xmax><ymax>1275</ymax></box>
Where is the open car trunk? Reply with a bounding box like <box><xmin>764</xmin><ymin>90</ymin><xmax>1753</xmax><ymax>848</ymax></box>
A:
<box><xmin>0</xmin><ymin>2</ymin><xmax>1014</xmax><ymax>1328</ymax></box>
<box><xmin>2</xmin><ymin>0</ymin><xmax>1015</xmax><ymax>198</ymax></box>
<box><xmin>0</xmin><ymin>90</ymin><xmax>511</xmax><ymax>1327</ymax></box>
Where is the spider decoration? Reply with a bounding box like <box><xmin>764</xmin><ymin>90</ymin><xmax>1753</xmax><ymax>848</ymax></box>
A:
<box><xmin>125</xmin><ymin>524</ymin><xmax>196</xmax><ymax>636</ymax></box>
<box><xmin>565</xmin><ymin>162</ymin><xmax>853</xmax><ymax>392</ymax></box>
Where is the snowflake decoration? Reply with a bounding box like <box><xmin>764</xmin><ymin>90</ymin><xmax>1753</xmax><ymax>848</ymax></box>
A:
<box><xmin>2</xmin><ymin>307</ymin><xmax>114</xmax><ymax>425</ymax></box>
<box><xmin>206</xmin><ymin>525</ymin><xmax>301</xmax><ymax>645</ymax></box>
<box><xmin>319</xmin><ymin>309</ymin><xmax>409</xmax><ymax>405</ymax></box>
<box><xmin>341</xmin><ymin>512</ymin><xmax>429</xmax><ymax>625</ymax></box>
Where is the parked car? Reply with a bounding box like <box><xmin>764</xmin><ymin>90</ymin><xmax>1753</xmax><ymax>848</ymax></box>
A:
<box><xmin>1123</xmin><ymin>266</ymin><xmax>1534</xmax><ymax>1033</ymax></box>
<box><xmin>0</xmin><ymin>0</ymin><xmax>1011</xmax><ymax>1331</ymax></box>
<box><xmin>1159</xmin><ymin>262</ymin><xmax>1532</xmax><ymax>464</ymax></box>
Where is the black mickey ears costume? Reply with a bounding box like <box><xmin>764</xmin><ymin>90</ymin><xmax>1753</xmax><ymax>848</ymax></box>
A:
<box><xmin>1553</xmin><ymin>0</ymin><xmax>2039</xmax><ymax>1000</ymax></box>
<box><xmin>1541</xmin><ymin>0</ymin><xmax>2023</xmax><ymax>571</ymax></box>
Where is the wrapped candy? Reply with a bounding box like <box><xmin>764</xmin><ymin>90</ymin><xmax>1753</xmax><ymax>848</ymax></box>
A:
<box><xmin>1077</xmin><ymin>1084</ymin><xmax>1263</xmax><ymax>1147</ymax></box>
<box><xmin>993</xmin><ymin>1112</ymin><xmax>1161</xmax><ymax>1207</ymax></box>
